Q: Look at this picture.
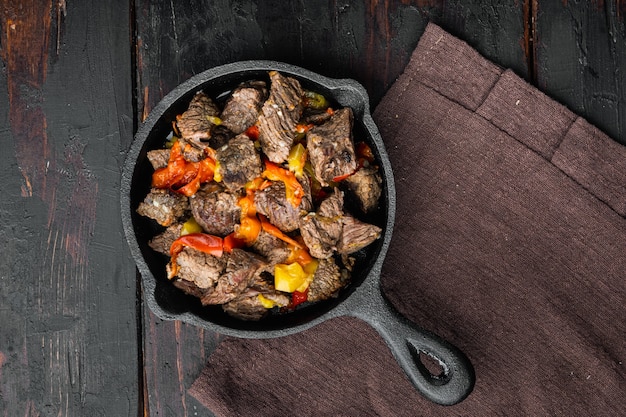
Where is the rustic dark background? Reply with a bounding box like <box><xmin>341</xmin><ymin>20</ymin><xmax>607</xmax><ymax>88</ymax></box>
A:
<box><xmin>1</xmin><ymin>1</ymin><xmax>625</xmax><ymax>416</ymax></box>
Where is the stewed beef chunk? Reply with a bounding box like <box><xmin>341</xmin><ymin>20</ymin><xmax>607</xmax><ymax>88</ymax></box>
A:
<box><xmin>257</xmin><ymin>71</ymin><xmax>304</xmax><ymax>163</ymax></box>
<box><xmin>201</xmin><ymin>249</ymin><xmax>267</xmax><ymax>305</ymax></box>
<box><xmin>216</xmin><ymin>133</ymin><xmax>263</xmax><ymax>192</ymax></box>
<box><xmin>307</xmin><ymin>257</ymin><xmax>347</xmax><ymax>302</ymax></box>
<box><xmin>306</xmin><ymin>108</ymin><xmax>357</xmax><ymax>186</ymax></box>
<box><xmin>337</xmin><ymin>215</ymin><xmax>382</xmax><ymax>255</ymax></box>
<box><xmin>178</xmin><ymin>137</ymin><xmax>209</xmax><ymax>162</ymax></box>
<box><xmin>176</xmin><ymin>91</ymin><xmax>221</xmax><ymax>141</ymax></box>
<box><xmin>251</xmin><ymin>229</ymin><xmax>291</xmax><ymax>267</ymax></box>
<box><xmin>317</xmin><ymin>187</ymin><xmax>344</xmax><ymax>217</ymax></box>
<box><xmin>209</xmin><ymin>124</ymin><xmax>235</xmax><ymax>149</ymax></box>
<box><xmin>147</xmin><ymin>149</ymin><xmax>170</xmax><ymax>170</ymax></box>
<box><xmin>342</xmin><ymin>166</ymin><xmax>382</xmax><ymax>213</ymax></box>
<box><xmin>222</xmin><ymin>293</ymin><xmax>269</xmax><ymax>321</ymax></box>
<box><xmin>172</xmin><ymin>278</ymin><xmax>208</xmax><ymax>299</ymax></box>
<box><xmin>299</xmin><ymin>189</ymin><xmax>344</xmax><ymax>258</ymax></box>
<box><xmin>254</xmin><ymin>181</ymin><xmax>311</xmax><ymax>232</ymax></box>
<box><xmin>302</xmin><ymin>107</ymin><xmax>333</xmax><ymax>125</ymax></box>
<box><xmin>220</xmin><ymin>80</ymin><xmax>267</xmax><ymax>134</ymax></box>
<box><xmin>148</xmin><ymin>223</ymin><xmax>183</xmax><ymax>255</ymax></box>
<box><xmin>137</xmin><ymin>188</ymin><xmax>189</xmax><ymax>227</ymax></box>
<box><xmin>190</xmin><ymin>184</ymin><xmax>240</xmax><ymax>236</ymax></box>
<box><xmin>167</xmin><ymin>246</ymin><xmax>227</xmax><ymax>289</ymax></box>
<box><xmin>222</xmin><ymin>276</ymin><xmax>290</xmax><ymax>320</ymax></box>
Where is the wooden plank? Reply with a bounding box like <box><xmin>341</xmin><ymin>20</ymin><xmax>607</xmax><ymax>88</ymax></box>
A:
<box><xmin>431</xmin><ymin>0</ymin><xmax>530</xmax><ymax>80</ymax></box>
<box><xmin>0</xmin><ymin>0</ymin><xmax>138</xmax><ymax>415</ymax></box>
<box><xmin>534</xmin><ymin>0</ymin><xmax>626</xmax><ymax>145</ymax></box>
<box><xmin>134</xmin><ymin>1</ymin><xmax>527</xmax><ymax>416</ymax></box>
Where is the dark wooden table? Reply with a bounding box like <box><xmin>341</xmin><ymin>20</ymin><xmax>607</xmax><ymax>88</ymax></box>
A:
<box><xmin>1</xmin><ymin>1</ymin><xmax>625</xmax><ymax>415</ymax></box>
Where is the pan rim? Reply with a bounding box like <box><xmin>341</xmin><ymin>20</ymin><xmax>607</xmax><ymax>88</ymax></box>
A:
<box><xmin>120</xmin><ymin>60</ymin><xmax>396</xmax><ymax>339</ymax></box>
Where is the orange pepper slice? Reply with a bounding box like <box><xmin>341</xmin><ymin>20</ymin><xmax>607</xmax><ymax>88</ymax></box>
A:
<box><xmin>259</xmin><ymin>215</ymin><xmax>302</xmax><ymax>248</ymax></box>
<box><xmin>235</xmin><ymin>215</ymin><xmax>261</xmax><ymax>244</ymax></box>
<box><xmin>262</xmin><ymin>161</ymin><xmax>304</xmax><ymax>207</ymax></box>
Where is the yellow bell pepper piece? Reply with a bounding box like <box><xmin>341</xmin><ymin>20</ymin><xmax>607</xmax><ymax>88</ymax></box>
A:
<box><xmin>206</xmin><ymin>115</ymin><xmax>222</xmax><ymax>125</ymax></box>
<box><xmin>287</xmin><ymin>143</ymin><xmax>307</xmax><ymax>178</ymax></box>
<box><xmin>180</xmin><ymin>217</ymin><xmax>203</xmax><ymax>236</ymax></box>
<box><xmin>274</xmin><ymin>260</ymin><xmax>319</xmax><ymax>293</ymax></box>
<box><xmin>213</xmin><ymin>160</ymin><xmax>222</xmax><ymax>182</ymax></box>
<box><xmin>257</xmin><ymin>294</ymin><xmax>276</xmax><ymax>309</ymax></box>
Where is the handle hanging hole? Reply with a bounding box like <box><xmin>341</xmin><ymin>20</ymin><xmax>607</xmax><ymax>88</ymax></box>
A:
<box><xmin>406</xmin><ymin>339</ymin><xmax>451</xmax><ymax>384</ymax></box>
<box><xmin>419</xmin><ymin>350</ymin><xmax>447</xmax><ymax>379</ymax></box>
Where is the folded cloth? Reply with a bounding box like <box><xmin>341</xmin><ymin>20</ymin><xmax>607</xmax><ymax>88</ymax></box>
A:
<box><xmin>190</xmin><ymin>23</ymin><xmax>626</xmax><ymax>416</ymax></box>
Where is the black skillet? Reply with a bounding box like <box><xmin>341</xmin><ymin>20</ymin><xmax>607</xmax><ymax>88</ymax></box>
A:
<box><xmin>121</xmin><ymin>61</ymin><xmax>475</xmax><ymax>406</ymax></box>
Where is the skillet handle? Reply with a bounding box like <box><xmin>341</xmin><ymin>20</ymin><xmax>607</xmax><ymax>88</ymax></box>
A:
<box><xmin>349</xmin><ymin>285</ymin><xmax>475</xmax><ymax>405</ymax></box>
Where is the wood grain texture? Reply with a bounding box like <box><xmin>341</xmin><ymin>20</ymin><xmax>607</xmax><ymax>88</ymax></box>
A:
<box><xmin>0</xmin><ymin>0</ymin><xmax>623</xmax><ymax>415</ymax></box>
<box><xmin>0</xmin><ymin>0</ymin><xmax>138</xmax><ymax>415</ymax></box>
<box><xmin>133</xmin><ymin>1</ymin><xmax>526</xmax><ymax>416</ymax></box>
<box><xmin>535</xmin><ymin>0</ymin><xmax>626</xmax><ymax>144</ymax></box>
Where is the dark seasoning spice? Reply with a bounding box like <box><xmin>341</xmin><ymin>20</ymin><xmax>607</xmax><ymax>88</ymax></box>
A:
<box><xmin>136</xmin><ymin>70</ymin><xmax>383</xmax><ymax>321</ymax></box>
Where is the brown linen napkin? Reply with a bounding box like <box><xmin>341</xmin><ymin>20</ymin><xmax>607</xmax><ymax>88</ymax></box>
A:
<box><xmin>190</xmin><ymin>23</ymin><xmax>626</xmax><ymax>416</ymax></box>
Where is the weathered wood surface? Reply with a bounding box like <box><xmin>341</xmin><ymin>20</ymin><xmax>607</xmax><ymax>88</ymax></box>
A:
<box><xmin>0</xmin><ymin>0</ymin><xmax>138</xmax><ymax>416</ymax></box>
<box><xmin>1</xmin><ymin>0</ymin><xmax>625</xmax><ymax>416</ymax></box>
<box><xmin>535</xmin><ymin>0</ymin><xmax>626</xmax><ymax>144</ymax></box>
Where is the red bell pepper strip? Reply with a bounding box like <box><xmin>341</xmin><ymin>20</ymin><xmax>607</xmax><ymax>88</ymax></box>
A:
<box><xmin>332</xmin><ymin>171</ymin><xmax>355</xmax><ymax>183</ymax></box>
<box><xmin>245</xmin><ymin>125</ymin><xmax>259</xmax><ymax>140</ymax></box>
<box><xmin>223</xmin><ymin>233</ymin><xmax>246</xmax><ymax>253</ymax></box>
<box><xmin>290</xmin><ymin>288</ymin><xmax>308</xmax><ymax>308</ymax></box>
<box><xmin>174</xmin><ymin>157</ymin><xmax>215</xmax><ymax>197</ymax></box>
<box><xmin>152</xmin><ymin>141</ymin><xmax>216</xmax><ymax>196</ymax></box>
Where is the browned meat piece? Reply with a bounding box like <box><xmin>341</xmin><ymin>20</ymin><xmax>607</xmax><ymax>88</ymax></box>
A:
<box><xmin>220</xmin><ymin>80</ymin><xmax>267</xmax><ymax>134</ymax></box>
<box><xmin>175</xmin><ymin>91</ymin><xmax>221</xmax><ymax>141</ymax></box>
<box><xmin>307</xmin><ymin>258</ymin><xmax>347</xmax><ymax>302</ymax></box>
<box><xmin>167</xmin><ymin>247</ymin><xmax>227</xmax><ymax>288</ymax></box>
<box><xmin>298</xmin><ymin>174</ymin><xmax>314</xmax><ymax>213</ymax></box>
<box><xmin>306</xmin><ymin>108</ymin><xmax>357</xmax><ymax>186</ymax></box>
<box><xmin>254</xmin><ymin>181</ymin><xmax>308</xmax><ymax>232</ymax></box>
<box><xmin>299</xmin><ymin>214</ymin><xmax>342</xmax><ymax>259</ymax></box>
<box><xmin>190</xmin><ymin>185</ymin><xmax>240</xmax><ymax>236</ymax></box>
<box><xmin>175</xmin><ymin>137</ymin><xmax>209</xmax><ymax>162</ymax></box>
<box><xmin>136</xmin><ymin>188</ymin><xmax>189</xmax><ymax>227</ymax></box>
<box><xmin>172</xmin><ymin>277</ymin><xmax>208</xmax><ymax>299</ymax></box>
<box><xmin>222</xmin><ymin>272</ymin><xmax>291</xmax><ymax>320</ymax></box>
<box><xmin>337</xmin><ymin>215</ymin><xmax>382</xmax><ymax>255</ymax></box>
<box><xmin>209</xmin><ymin>124</ymin><xmax>235</xmax><ymax>149</ymax></box>
<box><xmin>299</xmin><ymin>189</ymin><xmax>344</xmax><ymax>258</ymax></box>
<box><xmin>342</xmin><ymin>166</ymin><xmax>382</xmax><ymax>213</ymax></box>
<box><xmin>147</xmin><ymin>149</ymin><xmax>170</xmax><ymax>170</ymax></box>
<box><xmin>222</xmin><ymin>293</ymin><xmax>269</xmax><ymax>321</ymax></box>
<box><xmin>302</xmin><ymin>108</ymin><xmax>332</xmax><ymax>125</ymax></box>
<box><xmin>148</xmin><ymin>223</ymin><xmax>183</xmax><ymax>255</ymax></box>
<box><xmin>257</xmin><ymin>71</ymin><xmax>304</xmax><ymax>163</ymax></box>
<box><xmin>256</xmin><ymin>289</ymin><xmax>289</xmax><ymax>307</ymax></box>
<box><xmin>251</xmin><ymin>229</ymin><xmax>291</xmax><ymax>267</ymax></box>
<box><xmin>317</xmin><ymin>187</ymin><xmax>344</xmax><ymax>217</ymax></box>
<box><xmin>201</xmin><ymin>249</ymin><xmax>267</xmax><ymax>305</ymax></box>
<box><xmin>216</xmin><ymin>133</ymin><xmax>263</xmax><ymax>192</ymax></box>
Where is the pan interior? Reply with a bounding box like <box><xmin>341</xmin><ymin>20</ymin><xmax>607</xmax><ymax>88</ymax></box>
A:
<box><xmin>127</xmin><ymin>63</ymin><xmax>392</xmax><ymax>334</ymax></box>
